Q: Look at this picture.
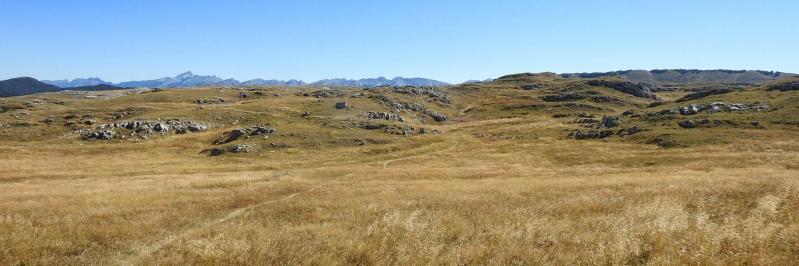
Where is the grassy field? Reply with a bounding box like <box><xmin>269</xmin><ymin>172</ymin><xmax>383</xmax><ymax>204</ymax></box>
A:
<box><xmin>1</xmin><ymin>76</ymin><xmax>798</xmax><ymax>265</ymax></box>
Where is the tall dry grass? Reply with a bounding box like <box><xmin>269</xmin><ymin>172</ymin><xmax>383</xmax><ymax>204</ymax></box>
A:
<box><xmin>1</xmin><ymin>110</ymin><xmax>798</xmax><ymax>265</ymax></box>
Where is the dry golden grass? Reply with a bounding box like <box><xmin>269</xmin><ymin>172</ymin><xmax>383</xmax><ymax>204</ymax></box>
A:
<box><xmin>1</xmin><ymin>85</ymin><xmax>799</xmax><ymax>265</ymax></box>
<box><xmin>2</xmin><ymin>121</ymin><xmax>798</xmax><ymax>265</ymax></box>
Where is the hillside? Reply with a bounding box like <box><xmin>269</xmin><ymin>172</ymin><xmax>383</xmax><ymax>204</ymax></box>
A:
<box><xmin>1</xmin><ymin>73</ymin><xmax>798</xmax><ymax>265</ymax></box>
<box><xmin>561</xmin><ymin>69</ymin><xmax>794</xmax><ymax>84</ymax></box>
<box><xmin>65</xmin><ymin>84</ymin><xmax>129</xmax><ymax>91</ymax></box>
<box><xmin>0</xmin><ymin>77</ymin><xmax>61</xmax><ymax>97</ymax></box>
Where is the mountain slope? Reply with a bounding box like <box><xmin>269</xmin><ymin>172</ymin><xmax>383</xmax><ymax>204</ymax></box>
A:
<box><xmin>561</xmin><ymin>69</ymin><xmax>794</xmax><ymax>84</ymax></box>
<box><xmin>241</xmin><ymin>79</ymin><xmax>306</xmax><ymax>86</ymax></box>
<box><xmin>65</xmin><ymin>84</ymin><xmax>129</xmax><ymax>91</ymax></box>
<box><xmin>116</xmin><ymin>71</ymin><xmax>227</xmax><ymax>88</ymax></box>
<box><xmin>0</xmin><ymin>77</ymin><xmax>62</xmax><ymax>97</ymax></box>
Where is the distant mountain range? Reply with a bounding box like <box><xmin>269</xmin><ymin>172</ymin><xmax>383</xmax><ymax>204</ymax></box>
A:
<box><xmin>40</xmin><ymin>71</ymin><xmax>449</xmax><ymax>88</ymax></box>
<box><xmin>560</xmin><ymin>69</ymin><xmax>794</xmax><ymax>84</ymax></box>
<box><xmin>311</xmin><ymin>77</ymin><xmax>450</xmax><ymax>87</ymax></box>
<box><xmin>42</xmin><ymin>77</ymin><xmax>112</xmax><ymax>88</ymax></box>
<box><xmin>3</xmin><ymin>69</ymin><xmax>796</xmax><ymax>97</ymax></box>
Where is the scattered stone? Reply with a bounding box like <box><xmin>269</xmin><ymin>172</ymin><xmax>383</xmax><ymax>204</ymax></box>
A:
<box><xmin>540</xmin><ymin>93</ymin><xmax>585</xmax><ymax>102</ymax></box>
<box><xmin>751</xmin><ymin>121</ymin><xmax>761</xmax><ymax>126</ymax></box>
<box><xmin>302</xmin><ymin>111</ymin><xmax>311</xmax><ymax>118</ymax></box>
<box><xmin>82</xmin><ymin>130</ymin><xmax>115</xmax><ymax>140</ymax></box>
<box><xmin>238</xmin><ymin>92</ymin><xmax>249</xmax><ymax>98</ymax></box>
<box><xmin>552</xmin><ymin>113</ymin><xmax>571</xmax><ymax>118</ymax></box>
<box><xmin>570</xmin><ymin>130</ymin><xmax>614</xmax><ymax>140</ymax></box>
<box><xmin>520</xmin><ymin>83</ymin><xmax>544</xmax><ymax>90</ymax></box>
<box><xmin>648</xmin><ymin>136</ymin><xmax>680</xmax><ymax>148</ymax></box>
<box><xmin>209</xmin><ymin>148</ymin><xmax>225</xmax><ymax>156</ymax></box>
<box><xmin>228</xmin><ymin>144</ymin><xmax>252</xmax><ymax>153</ymax></box>
<box><xmin>678</xmin><ymin>120</ymin><xmax>696</xmax><ymax>129</ymax></box>
<box><xmin>391</xmin><ymin>86</ymin><xmax>451</xmax><ymax>104</ymax></box>
<box><xmin>250</xmin><ymin>125</ymin><xmax>277</xmax><ymax>136</ymax></box>
<box><xmin>311</xmin><ymin>90</ymin><xmax>344</xmax><ymax>98</ymax></box>
<box><xmin>187</xmin><ymin>124</ymin><xmax>207</xmax><ymax>132</ymax></box>
<box><xmin>266</xmin><ymin>142</ymin><xmax>295</xmax><ymax>149</ymax></box>
<box><xmin>214</xmin><ymin>129</ymin><xmax>248</xmax><ymax>144</ymax></box>
<box><xmin>617</xmin><ymin>126</ymin><xmax>643</xmax><ymax>137</ymax></box>
<box><xmin>678</xmin><ymin>104</ymin><xmax>702</xmax><ymax>115</ymax></box>
<box><xmin>418</xmin><ymin>127</ymin><xmax>441</xmax><ymax>134</ymax></box>
<box><xmin>767</xmin><ymin>81</ymin><xmax>799</xmax><ymax>91</ymax></box>
<box><xmin>363</xmin><ymin>111</ymin><xmax>404</xmax><ymax>122</ymax></box>
<box><xmin>335</xmin><ymin>102</ymin><xmax>350</xmax><ymax>109</ymax></box>
<box><xmin>109</xmin><ymin>111</ymin><xmax>134</xmax><ymax>120</ymax></box>
<box><xmin>80</xmin><ymin>119</ymin><xmax>208</xmax><ymax>139</ymax></box>
<box><xmin>577</xmin><ymin>117</ymin><xmax>599</xmax><ymax>124</ymax></box>
<box><xmin>213</xmin><ymin>125</ymin><xmax>277</xmax><ymax>144</ymax></box>
<box><xmin>153</xmin><ymin>123</ymin><xmax>169</xmax><ymax>132</ymax></box>
<box><xmin>42</xmin><ymin>117</ymin><xmax>55</xmax><ymax>124</ymax></box>
<box><xmin>372</xmin><ymin>95</ymin><xmax>448</xmax><ymax>122</ymax></box>
<box><xmin>324</xmin><ymin>120</ymin><xmax>438</xmax><ymax>135</ymax></box>
<box><xmin>193</xmin><ymin>97</ymin><xmax>230</xmax><ymax>105</ymax></box>
<box><xmin>601</xmin><ymin>116</ymin><xmax>619</xmax><ymax>128</ymax></box>
<box><xmin>82</xmin><ymin>118</ymin><xmax>96</xmax><ymax>125</ymax></box>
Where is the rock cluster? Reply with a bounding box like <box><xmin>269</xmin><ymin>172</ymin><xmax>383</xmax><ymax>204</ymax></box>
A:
<box><xmin>601</xmin><ymin>116</ymin><xmax>619</xmax><ymax>128</ymax></box>
<box><xmin>539</xmin><ymin>92</ymin><xmax>623</xmax><ymax>104</ymax></box>
<box><xmin>373</xmin><ymin>95</ymin><xmax>448</xmax><ymax>122</ymax></box>
<box><xmin>767</xmin><ymin>81</ymin><xmax>799</xmax><ymax>91</ymax></box>
<box><xmin>335</xmin><ymin>102</ymin><xmax>350</xmax><ymax>109</ymax></box>
<box><xmin>213</xmin><ymin>125</ymin><xmax>277</xmax><ymax>144</ymax></box>
<box><xmin>209</xmin><ymin>144</ymin><xmax>252</xmax><ymax>156</ymax></box>
<box><xmin>391</xmin><ymin>86</ymin><xmax>451</xmax><ymax>104</ymax></box>
<box><xmin>677</xmin><ymin>102</ymin><xmax>768</xmax><ymax>115</ymax></box>
<box><xmin>193</xmin><ymin>97</ymin><xmax>230</xmax><ymax>104</ymax></box>
<box><xmin>587</xmin><ymin>79</ymin><xmax>662</xmax><ymax>100</ymax></box>
<box><xmin>569</xmin><ymin>125</ymin><xmax>642</xmax><ymax>140</ymax></box>
<box><xmin>363</xmin><ymin>111</ymin><xmax>404</xmax><ymax>122</ymax></box>
<box><xmin>569</xmin><ymin>130</ymin><xmax>614</xmax><ymax>140</ymax></box>
<box><xmin>324</xmin><ymin>120</ymin><xmax>440</xmax><ymax>136</ymax></box>
<box><xmin>81</xmin><ymin>119</ymin><xmax>208</xmax><ymax>140</ymax></box>
<box><xmin>309</xmin><ymin>90</ymin><xmax>344</xmax><ymax>98</ymax></box>
<box><xmin>109</xmin><ymin>111</ymin><xmax>134</xmax><ymax>120</ymax></box>
<box><xmin>82</xmin><ymin>130</ymin><xmax>115</xmax><ymax>140</ymax></box>
<box><xmin>520</xmin><ymin>83</ymin><xmax>544</xmax><ymax>90</ymax></box>
<box><xmin>617</xmin><ymin>126</ymin><xmax>643</xmax><ymax>137</ymax></box>
<box><xmin>678</xmin><ymin>120</ymin><xmax>696</xmax><ymax>129</ymax></box>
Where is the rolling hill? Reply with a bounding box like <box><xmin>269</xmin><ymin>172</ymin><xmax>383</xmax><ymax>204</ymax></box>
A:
<box><xmin>560</xmin><ymin>69</ymin><xmax>794</xmax><ymax>84</ymax></box>
<box><xmin>0</xmin><ymin>77</ymin><xmax>62</xmax><ymax>97</ymax></box>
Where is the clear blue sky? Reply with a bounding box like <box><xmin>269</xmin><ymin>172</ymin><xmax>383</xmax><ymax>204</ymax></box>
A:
<box><xmin>1</xmin><ymin>0</ymin><xmax>797</xmax><ymax>83</ymax></box>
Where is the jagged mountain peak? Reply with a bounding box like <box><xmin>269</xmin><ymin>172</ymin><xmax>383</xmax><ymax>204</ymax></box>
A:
<box><xmin>176</xmin><ymin>71</ymin><xmax>195</xmax><ymax>79</ymax></box>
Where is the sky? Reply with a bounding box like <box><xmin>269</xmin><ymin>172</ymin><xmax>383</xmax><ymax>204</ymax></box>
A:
<box><xmin>1</xmin><ymin>0</ymin><xmax>797</xmax><ymax>84</ymax></box>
